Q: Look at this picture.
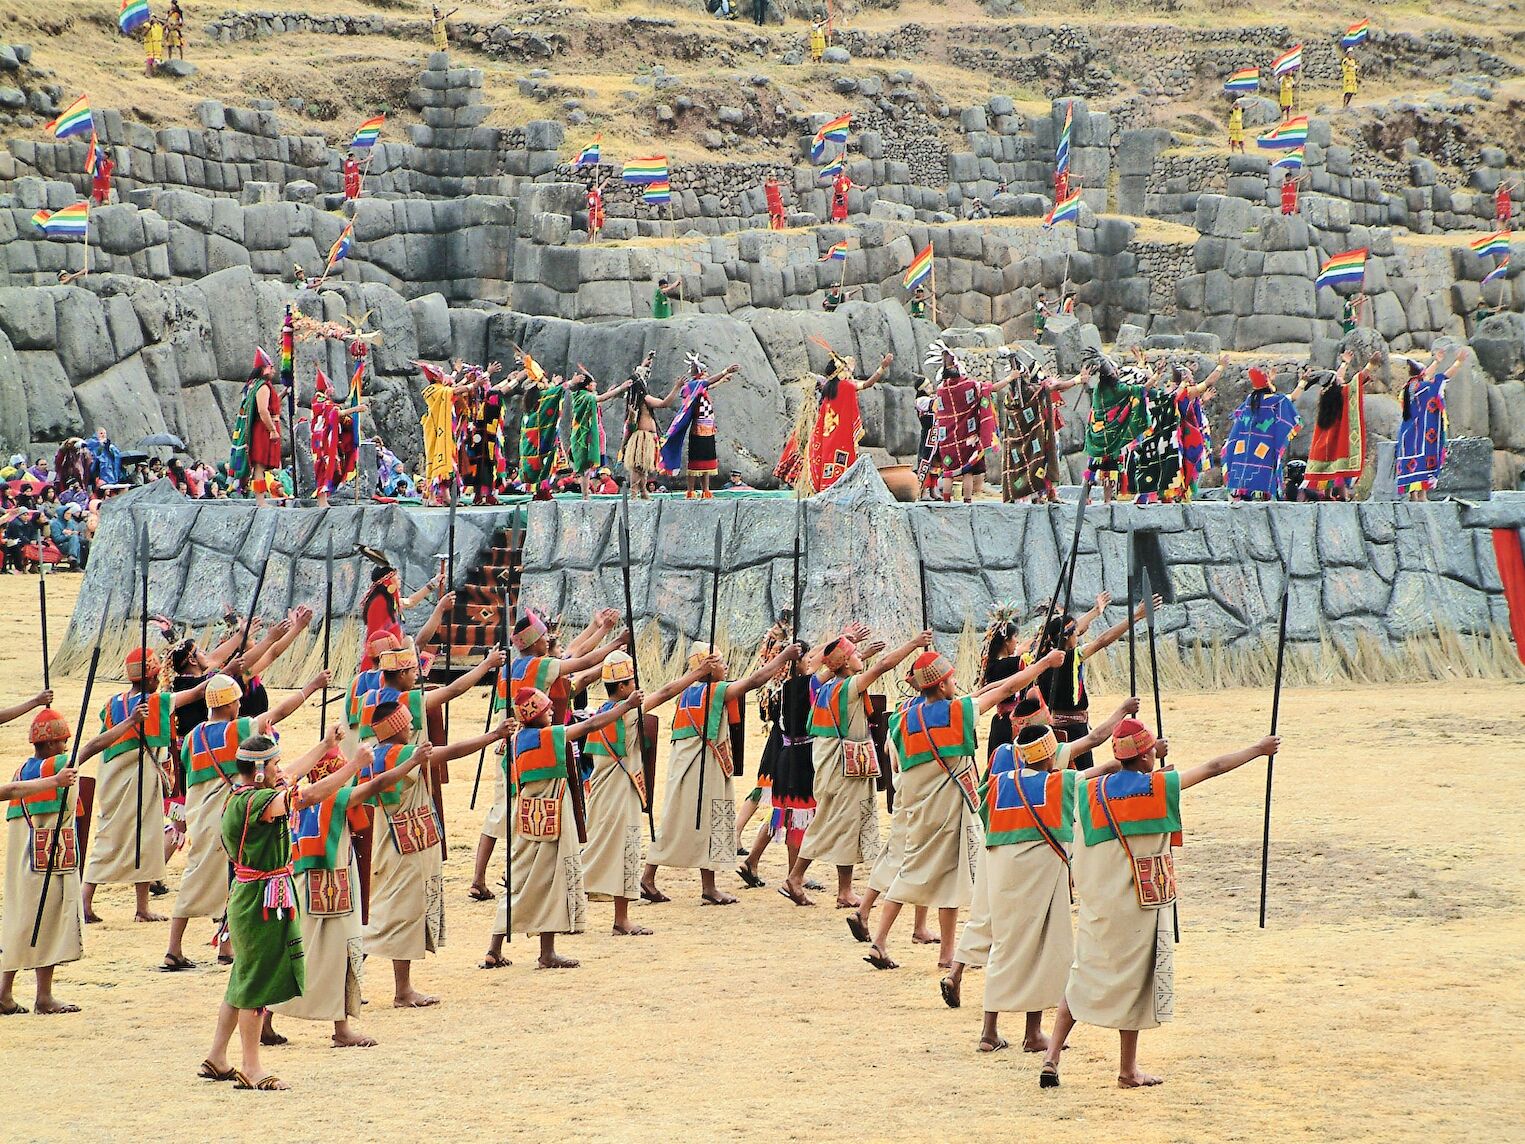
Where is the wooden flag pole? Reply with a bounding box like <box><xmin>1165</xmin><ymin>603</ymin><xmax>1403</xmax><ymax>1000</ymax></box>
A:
<box><xmin>1259</xmin><ymin>573</ymin><xmax>1292</xmax><ymax>929</ymax></box>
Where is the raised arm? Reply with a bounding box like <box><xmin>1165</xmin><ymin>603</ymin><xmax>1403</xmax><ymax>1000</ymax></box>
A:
<box><xmin>1073</xmin><ymin>592</ymin><xmax>1111</xmax><ymax>638</ymax></box>
<box><xmin>642</xmin><ymin>660</ymin><xmax>716</xmax><ymax>712</ymax></box>
<box><xmin>415</xmin><ymin>591</ymin><xmax>455</xmax><ymax>650</ymax></box>
<box><xmin>426</xmin><ymin>646</ymin><xmax>506</xmax><ymax>711</ymax></box>
<box><xmin>0</xmin><ymin>689</ymin><xmax>53</xmax><ymax>725</ymax></box>
<box><xmin>431</xmin><ymin>720</ymin><xmax>513</xmax><ymax>766</ymax></box>
<box><xmin>856</xmin><ymin>631</ymin><xmax>932</xmax><ymax>690</ymax></box>
<box><xmin>1179</xmin><ymin>736</ymin><xmax>1279</xmax><ymax>790</ymax></box>
<box><xmin>246</xmin><ymin>607</ymin><xmax>314</xmax><ymax>678</ymax></box>
<box><xmin>349</xmin><ymin>742</ymin><xmax>433</xmax><ymax>805</ymax></box>
<box><xmin>277</xmin><ymin>724</ymin><xmax>347</xmax><ymax>786</ymax></box>
<box><xmin>709</xmin><ymin>365</ymin><xmax>741</xmax><ymax>387</ymax></box>
<box><xmin>596</xmin><ymin>380</ymin><xmax>633</xmax><ymax>404</ymax></box>
<box><xmin>1080</xmin><ymin>595</ymin><xmax>1159</xmax><ymax>659</ymax></box>
<box><xmin>171</xmin><ymin>678</ymin><xmax>211</xmax><ymax>710</ymax></box>
<box><xmin>565</xmin><ymin>692</ymin><xmax>643</xmax><ymax>743</ymax></box>
<box><xmin>265</xmin><ymin>671</ymin><xmax>329</xmax><ymax>726</ymax></box>
<box><xmin>403</xmin><ymin>573</ymin><xmax>443</xmax><ymax>612</ymax></box>
<box><xmin>1069</xmin><ymin>697</ymin><xmax>1143</xmax><ymax>763</ymax></box>
<box><xmin>568</xmin><ymin>609</ymin><xmax>618</xmax><ymax>657</ymax></box>
<box><xmin>292</xmin><ymin>753</ymin><xmax>365</xmax><ymax>811</ymax></box>
<box><xmin>973</xmin><ymin>649</ymin><xmax>1063</xmax><ymax>715</ymax></box>
<box><xmin>732</xmin><ymin>643</ymin><xmax>803</xmax><ymax>697</ymax></box>
<box><xmin>560</xmin><ymin>632</ymin><xmax>626</xmax><ymax>677</ymax></box>
<box><xmin>853</xmin><ymin>353</ymin><xmax>894</xmax><ymax>392</ymax></box>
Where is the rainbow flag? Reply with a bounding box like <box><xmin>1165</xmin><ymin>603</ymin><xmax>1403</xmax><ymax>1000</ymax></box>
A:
<box><xmin>350</xmin><ymin>116</ymin><xmax>385</xmax><ymax>149</ymax></box>
<box><xmin>622</xmin><ymin>156</ymin><xmax>668</xmax><ymax>185</ymax></box>
<box><xmin>1043</xmin><ymin>189</ymin><xmax>1083</xmax><ymax>228</ymax></box>
<box><xmin>119</xmin><ymin>0</ymin><xmax>150</xmax><ymax>34</ymax></box>
<box><xmin>1315</xmin><ymin>247</ymin><xmax>1368</xmax><ymax>290</ymax></box>
<box><xmin>1340</xmin><ymin>19</ymin><xmax>1370</xmax><ymax>49</ymax></box>
<box><xmin>326</xmin><ymin>220</ymin><xmax>354</xmax><ymax>269</ymax></box>
<box><xmin>1470</xmin><ymin>231</ymin><xmax>1511</xmax><ymax>257</ymax></box>
<box><xmin>1272</xmin><ymin>45</ymin><xmax>1303</xmax><ymax>77</ymax></box>
<box><xmin>642</xmin><ymin>179</ymin><xmax>671</xmax><ymax>206</ymax></box>
<box><xmin>818</xmin><ymin>155</ymin><xmax>845</xmax><ymax>184</ymax></box>
<box><xmin>1055</xmin><ymin>103</ymin><xmax>1072</xmax><ymax>177</ymax></box>
<box><xmin>1257</xmin><ymin>116</ymin><xmax>1308</xmax><ymax>151</ymax></box>
<box><xmin>574</xmin><ymin>134</ymin><xmax>601</xmax><ymax>167</ymax></box>
<box><xmin>48</xmin><ymin>94</ymin><xmax>94</xmax><ymax>141</ymax></box>
<box><xmin>810</xmin><ymin>114</ymin><xmax>851</xmax><ymax>162</ymax></box>
<box><xmin>903</xmin><ymin>243</ymin><xmax>933</xmax><ymax>289</ymax></box>
<box><xmin>1224</xmin><ymin>67</ymin><xmax>1260</xmax><ymax>93</ymax></box>
<box><xmin>280</xmin><ymin>311</ymin><xmax>294</xmax><ymax>389</ymax></box>
<box><xmin>85</xmin><ymin>132</ymin><xmax>101</xmax><ymax>178</ymax></box>
<box><xmin>1272</xmin><ymin>147</ymin><xmax>1305</xmax><ymax>171</ymax></box>
<box><xmin>32</xmin><ymin>201</ymin><xmax>89</xmax><ymax>238</ymax></box>
<box><xmin>820</xmin><ymin>240</ymin><xmax>849</xmax><ymax>262</ymax></box>
<box><xmin>1482</xmin><ymin>256</ymin><xmax>1510</xmax><ymax>285</ymax></box>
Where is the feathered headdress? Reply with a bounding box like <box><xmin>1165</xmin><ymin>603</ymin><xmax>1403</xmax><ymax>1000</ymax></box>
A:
<box><xmin>925</xmin><ymin>339</ymin><xmax>962</xmax><ymax>376</ymax></box>
<box><xmin>684</xmin><ymin>351</ymin><xmax>708</xmax><ymax>375</ymax></box>
<box><xmin>808</xmin><ymin>334</ymin><xmax>853</xmax><ymax>378</ymax></box>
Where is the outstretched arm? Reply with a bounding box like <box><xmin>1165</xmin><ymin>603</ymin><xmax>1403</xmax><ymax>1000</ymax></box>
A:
<box><xmin>403</xmin><ymin>574</ymin><xmax>443</xmax><ymax>612</ymax></box>
<box><xmin>266</xmin><ymin>672</ymin><xmax>328</xmax><ymax>726</ymax></box>
<box><xmin>973</xmin><ymin>650</ymin><xmax>1063</xmax><ymax>715</ymax></box>
<box><xmin>1069</xmin><ymin>697</ymin><xmax>1142</xmax><ymax>759</ymax></box>
<box><xmin>0</xmin><ymin>690</ymin><xmax>52</xmax><ymax>725</ymax></box>
<box><xmin>350</xmin><ymin>743</ymin><xmax>433</xmax><ymax>805</ymax></box>
<box><xmin>1080</xmin><ymin>595</ymin><xmax>1159</xmax><ymax>659</ymax></box>
<box><xmin>565</xmin><ymin>693</ymin><xmax>643</xmax><ymax>743</ymax></box>
<box><xmin>853</xmin><ymin>354</ymin><xmax>894</xmax><ymax>392</ymax></box>
<box><xmin>415</xmin><ymin>591</ymin><xmax>454</xmax><ymax>650</ymax></box>
<box><xmin>560</xmin><ymin>633</ymin><xmax>626</xmax><ymax>677</ymax></box>
<box><xmin>171</xmin><ymin>678</ymin><xmax>211</xmax><ymax>710</ymax></box>
<box><xmin>1179</xmin><ymin>735</ymin><xmax>1280</xmax><ymax>790</ymax></box>
<box><xmin>426</xmin><ymin>647</ymin><xmax>506</xmax><ymax>712</ymax></box>
<box><xmin>856</xmin><ymin>631</ymin><xmax>932</xmax><ymax>690</ymax></box>
<box><xmin>0</xmin><ymin>768</ymin><xmax>77</xmax><ymax>801</ymax></box>
<box><xmin>277</xmin><ymin>725</ymin><xmax>347</xmax><ymax>786</ymax></box>
<box><xmin>246</xmin><ymin>607</ymin><xmax>314</xmax><ymax>678</ymax></box>
<box><xmin>732</xmin><ymin>644</ymin><xmax>803</xmax><ymax>697</ymax></box>
<box><xmin>292</xmin><ymin>754</ymin><xmax>365</xmax><ymax>811</ymax></box>
<box><xmin>1073</xmin><ymin>592</ymin><xmax>1111</xmax><ymax>638</ymax></box>
<box><xmin>642</xmin><ymin>661</ymin><xmax>716</xmax><ymax>712</ymax></box>
<box><xmin>77</xmin><ymin>707</ymin><xmax>147</xmax><ymax>765</ymax></box>
<box><xmin>431</xmin><ymin>720</ymin><xmax>513</xmax><ymax>766</ymax></box>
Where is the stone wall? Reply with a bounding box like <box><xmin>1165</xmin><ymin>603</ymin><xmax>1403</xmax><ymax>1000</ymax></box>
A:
<box><xmin>60</xmin><ymin>469</ymin><xmax>1525</xmax><ymax>689</ymax></box>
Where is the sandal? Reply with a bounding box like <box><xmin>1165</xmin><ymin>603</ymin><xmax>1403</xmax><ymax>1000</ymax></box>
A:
<box><xmin>233</xmin><ymin>1071</ymin><xmax>290</xmax><ymax>1091</ymax></box>
<box><xmin>36</xmin><ymin>1003</ymin><xmax>80</xmax><ymax>1014</ymax></box>
<box><xmin>639</xmin><ymin>884</ymin><xmax>670</xmax><ymax>904</ymax></box>
<box><xmin>467</xmin><ymin>885</ymin><xmax>496</xmax><ymax>902</ymax></box>
<box><xmin>978</xmin><ymin>1035</ymin><xmax>1009</xmax><ymax>1054</ymax></box>
<box><xmin>700</xmin><ymin>892</ymin><xmax>737</xmax><ymax>906</ymax></box>
<box><xmin>845</xmin><ymin>913</ymin><xmax>870</xmax><ymax>943</ymax></box>
<box><xmin>479</xmin><ymin>952</ymin><xmax>511</xmax><ymax>969</ymax></box>
<box><xmin>776</xmin><ymin>885</ymin><xmax>812</xmax><ymax>907</ymax></box>
<box><xmin>217</xmin><ymin>955</ymin><xmax>234</xmax><ymax>966</ymax></box>
<box><xmin>197</xmin><ymin>1059</ymin><xmax>238</xmax><ymax>1082</ymax></box>
<box><xmin>0</xmin><ymin>1001</ymin><xmax>30</xmax><ymax>1016</ymax></box>
<box><xmin>1040</xmin><ymin>1062</ymin><xmax>1061</xmax><ymax>1089</ymax></box>
<box><xmin>160</xmin><ymin>954</ymin><xmax>196</xmax><ymax>972</ymax></box>
<box><xmin>736</xmin><ymin>865</ymin><xmax>765</xmax><ymax>889</ymax></box>
<box><xmin>940</xmin><ymin>977</ymin><xmax>961</xmax><ymax>1009</ymax></box>
<box><xmin>863</xmin><ymin>945</ymin><xmax>899</xmax><ymax>971</ymax></box>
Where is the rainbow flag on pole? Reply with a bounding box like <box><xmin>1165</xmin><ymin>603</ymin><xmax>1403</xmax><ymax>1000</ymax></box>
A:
<box><xmin>48</xmin><ymin>94</ymin><xmax>94</xmax><ymax>141</ymax></box>
<box><xmin>1482</xmin><ymin>256</ymin><xmax>1510</xmax><ymax>284</ymax></box>
<box><xmin>1470</xmin><ymin>231</ymin><xmax>1511</xmax><ymax>257</ymax></box>
<box><xmin>903</xmin><ymin>244</ymin><xmax>933</xmax><ymax>289</ymax></box>
<box><xmin>1224</xmin><ymin>67</ymin><xmax>1260</xmax><ymax>93</ymax></box>
<box><xmin>1271</xmin><ymin>45</ymin><xmax>1303</xmax><ymax>76</ymax></box>
<box><xmin>622</xmin><ymin>156</ymin><xmax>668</xmax><ymax>185</ymax></box>
<box><xmin>1272</xmin><ymin>147</ymin><xmax>1305</xmax><ymax>171</ymax></box>
<box><xmin>326</xmin><ymin>220</ymin><xmax>354</xmax><ymax>269</ymax></box>
<box><xmin>350</xmin><ymin>116</ymin><xmax>385</xmax><ymax>149</ymax></box>
<box><xmin>1055</xmin><ymin>103</ymin><xmax>1073</xmax><ymax>177</ymax></box>
<box><xmin>819</xmin><ymin>240</ymin><xmax>849</xmax><ymax>262</ymax></box>
<box><xmin>818</xmin><ymin>155</ymin><xmax>845</xmax><ymax>184</ymax></box>
<box><xmin>85</xmin><ymin>132</ymin><xmax>101</xmax><ymax>178</ymax></box>
<box><xmin>1315</xmin><ymin>247</ymin><xmax>1368</xmax><ymax>290</ymax></box>
<box><xmin>1043</xmin><ymin>189</ymin><xmax>1083</xmax><ymax>228</ymax></box>
<box><xmin>32</xmin><ymin>201</ymin><xmax>90</xmax><ymax>238</ymax></box>
<box><xmin>810</xmin><ymin>114</ymin><xmax>852</xmax><ymax>162</ymax></box>
<box><xmin>574</xmin><ymin>134</ymin><xmax>602</xmax><ymax>167</ymax></box>
<box><xmin>119</xmin><ymin>0</ymin><xmax>150</xmax><ymax>33</ymax></box>
<box><xmin>1257</xmin><ymin>116</ymin><xmax>1308</xmax><ymax>151</ymax></box>
<box><xmin>642</xmin><ymin>180</ymin><xmax>672</xmax><ymax>206</ymax></box>
<box><xmin>1340</xmin><ymin>20</ymin><xmax>1370</xmax><ymax>49</ymax></box>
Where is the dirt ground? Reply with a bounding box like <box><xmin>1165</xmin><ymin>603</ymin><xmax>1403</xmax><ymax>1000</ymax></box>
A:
<box><xmin>1</xmin><ymin>573</ymin><xmax>1521</xmax><ymax>1142</ymax></box>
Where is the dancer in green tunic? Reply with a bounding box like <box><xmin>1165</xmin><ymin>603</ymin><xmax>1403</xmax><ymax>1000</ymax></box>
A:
<box><xmin>1083</xmin><ymin>355</ymin><xmax>1149</xmax><ymax>502</ymax></box>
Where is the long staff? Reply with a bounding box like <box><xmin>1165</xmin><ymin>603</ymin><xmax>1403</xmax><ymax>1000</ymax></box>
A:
<box><xmin>39</xmin><ymin>558</ymin><xmax>50</xmax><ymax>692</ymax></box>
<box><xmin>1140</xmin><ymin>569</ymin><xmax>1178</xmax><ymax>943</ymax></box>
<box><xmin>792</xmin><ymin>493</ymin><xmax>803</xmax><ymax>644</ymax></box>
<box><xmin>618</xmin><ymin>490</ymin><xmax>655</xmax><ymax>841</ymax></box>
<box><xmin>132</xmin><ymin>522</ymin><xmax>148</xmax><ymax>870</ymax></box>
<box><xmin>471</xmin><ymin>516</ymin><xmax>519</xmax><ymax>809</ymax></box>
<box><xmin>31</xmin><ymin>588</ymin><xmax>114</xmax><ymax>946</ymax></box>
<box><xmin>319</xmin><ymin>532</ymin><xmax>334</xmax><ymax>738</ymax></box>
<box><xmin>443</xmin><ymin>485</ymin><xmax>458</xmax><ymax>740</ymax></box>
<box><xmin>1126</xmin><ymin>531</ymin><xmax>1137</xmax><ymax>698</ymax></box>
<box><xmin>1044</xmin><ymin>477</ymin><xmax>1092</xmax><ymax>707</ymax></box>
<box><xmin>1259</xmin><ymin>575</ymin><xmax>1292</xmax><ymax>929</ymax></box>
<box><xmin>695</xmin><ymin>523</ymin><xmax>722</xmax><ymax>831</ymax></box>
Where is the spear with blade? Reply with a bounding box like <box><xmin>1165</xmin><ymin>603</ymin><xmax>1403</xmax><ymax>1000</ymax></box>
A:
<box><xmin>1259</xmin><ymin>570</ymin><xmax>1292</xmax><ymax>929</ymax></box>
<box><xmin>132</xmin><ymin>521</ymin><xmax>149</xmax><ymax>870</ymax></box>
<box><xmin>38</xmin><ymin>557</ymin><xmax>49</xmax><ymax>693</ymax></box>
<box><xmin>695</xmin><ymin>522</ymin><xmax>722</xmax><ymax>831</ymax></box>
<box><xmin>471</xmin><ymin>516</ymin><xmax>519</xmax><ymax>810</ymax></box>
<box><xmin>31</xmin><ymin>587</ymin><xmax>114</xmax><ymax>947</ymax></box>
<box><xmin>1140</xmin><ymin>568</ymin><xmax>1178</xmax><ymax>944</ymax></box>
<box><xmin>619</xmin><ymin>490</ymin><xmax>656</xmax><ymax>841</ymax></box>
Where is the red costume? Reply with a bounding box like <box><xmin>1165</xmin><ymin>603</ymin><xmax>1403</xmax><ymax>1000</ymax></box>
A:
<box><xmin>360</xmin><ymin>576</ymin><xmax>403</xmax><ymax>669</ymax></box>
<box><xmin>1054</xmin><ymin>170</ymin><xmax>1069</xmax><ymax>205</ymax></box>
<box><xmin>91</xmin><ymin>155</ymin><xmax>114</xmax><ymax>206</ymax></box>
<box><xmin>249</xmin><ymin>376</ymin><xmax>283</xmax><ymax>470</ymax></box>
<box><xmin>1497</xmin><ymin>184</ymin><xmax>1513</xmax><ymax>228</ymax></box>
<box><xmin>765</xmin><ymin>178</ymin><xmax>786</xmax><ymax>230</ymax></box>
<box><xmin>343</xmin><ymin>156</ymin><xmax>361</xmax><ymax>201</ymax></box>
<box><xmin>587</xmin><ymin>185</ymin><xmax>605</xmax><ymax>234</ymax></box>
<box><xmin>309</xmin><ymin>370</ymin><xmax>359</xmax><ymax>495</ymax></box>
<box><xmin>830</xmin><ymin>172</ymin><xmax>851</xmax><ymax>222</ymax></box>
<box><xmin>1280</xmin><ymin>177</ymin><xmax>1299</xmax><ymax>215</ymax></box>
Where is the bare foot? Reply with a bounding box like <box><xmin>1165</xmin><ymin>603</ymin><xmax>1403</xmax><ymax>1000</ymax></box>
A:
<box><xmin>393</xmin><ymin>991</ymin><xmax>441</xmax><ymax>1008</ymax></box>
<box><xmin>134</xmin><ymin>911</ymin><xmax>167</xmax><ymax>923</ymax></box>
<box><xmin>911</xmin><ymin>930</ymin><xmax>938</xmax><ymax>944</ymax></box>
<box><xmin>537</xmin><ymin>954</ymin><xmax>580</xmax><ymax>969</ymax></box>
<box><xmin>1022</xmin><ymin>1033</ymin><xmax>1050</xmax><ymax>1053</ymax></box>
<box><xmin>260</xmin><ymin>1028</ymin><xmax>288</xmax><ymax>1046</ymax></box>
<box><xmin>34</xmin><ymin>1000</ymin><xmax>80</xmax><ymax>1015</ymax></box>
<box><xmin>83</xmin><ymin>911</ymin><xmax>103</xmax><ymax>924</ymax></box>
<box><xmin>835</xmin><ymin>895</ymin><xmax>862</xmax><ymax>909</ymax></box>
<box><xmin>331</xmin><ymin>1031</ymin><xmax>377</xmax><ymax>1048</ymax></box>
<box><xmin>612</xmin><ymin>924</ymin><xmax>653</xmax><ymax>936</ymax></box>
<box><xmin>1118</xmin><ymin>1070</ymin><xmax>1164</xmax><ymax>1088</ymax></box>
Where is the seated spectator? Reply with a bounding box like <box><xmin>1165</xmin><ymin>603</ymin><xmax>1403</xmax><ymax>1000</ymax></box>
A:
<box><xmin>50</xmin><ymin>504</ymin><xmax>87</xmax><ymax>569</ymax></box>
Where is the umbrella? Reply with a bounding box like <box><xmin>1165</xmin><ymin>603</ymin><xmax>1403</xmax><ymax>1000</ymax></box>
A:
<box><xmin>138</xmin><ymin>433</ymin><xmax>186</xmax><ymax>451</ymax></box>
<box><xmin>118</xmin><ymin>451</ymin><xmax>151</xmax><ymax>465</ymax></box>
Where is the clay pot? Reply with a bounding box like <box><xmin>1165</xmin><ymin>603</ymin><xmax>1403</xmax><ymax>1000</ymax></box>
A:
<box><xmin>878</xmin><ymin>464</ymin><xmax>918</xmax><ymax>503</ymax></box>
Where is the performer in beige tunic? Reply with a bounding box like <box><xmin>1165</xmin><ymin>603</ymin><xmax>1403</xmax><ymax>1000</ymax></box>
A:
<box><xmin>781</xmin><ymin>630</ymin><xmax>929</xmax><ymax>911</ymax></box>
<box><xmin>1</xmin><ymin>708</ymin><xmax>133</xmax><ymax>1016</ymax></box>
<box><xmin>581</xmin><ymin>652</ymin><xmax>711</xmax><ymax>935</ymax></box>
<box><xmin>164</xmin><ymin>671</ymin><xmax>326</xmax><ymax>970</ymax></box>
<box><xmin>1042</xmin><ymin>720</ymin><xmax>1279</xmax><ymax>1090</ymax></box>
<box><xmin>81</xmin><ymin>649</ymin><xmax>207</xmax><ymax>924</ymax></box>
<box><xmin>862</xmin><ymin>647</ymin><xmax>1060</xmax><ymax>971</ymax></box>
<box><xmin>642</xmin><ymin>640</ymin><xmax>800</xmax><ymax>906</ymax></box>
<box><xmin>942</xmin><ymin>694</ymin><xmax>1138</xmax><ymax>1013</ymax></box>
<box><xmin>361</xmin><ymin>690</ymin><xmax>509</xmax><ymax>1006</ymax></box>
<box><xmin>484</xmin><ymin>684</ymin><xmax>639</xmax><ymax>969</ymax></box>
<box><xmin>274</xmin><ymin>736</ymin><xmax>427</xmax><ymax>1046</ymax></box>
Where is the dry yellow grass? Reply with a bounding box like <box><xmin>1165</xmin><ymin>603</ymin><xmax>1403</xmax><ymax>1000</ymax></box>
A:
<box><xmin>2</xmin><ymin>572</ymin><xmax>1523</xmax><ymax>1140</ymax></box>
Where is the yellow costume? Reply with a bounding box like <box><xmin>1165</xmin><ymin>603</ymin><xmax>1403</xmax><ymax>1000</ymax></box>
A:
<box><xmin>1342</xmin><ymin>56</ymin><xmax>1359</xmax><ymax>97</ymax></box>
<box><xmin>420</xmin><ymin>381</ymin><xmax>457</xmax><ymax>485</ymax></box>
<box><xmin>432</xmin><ymin>17</ymin><xmax>448</xmax><ymax>50</ymax></box>
<box><xmin>809</xmin><ymin>26</ymin><xmax>826</xmax><ymax>62</ymax></box>
<box><xmin>1227</xmin><ymin>107</ymin><xmax>1243</xmax><ymax>146</ymax></box>
<box><xmin>1278</xmin><ymin>74</ymin><xmax>1294</xmax><ymax>113</ymax></box>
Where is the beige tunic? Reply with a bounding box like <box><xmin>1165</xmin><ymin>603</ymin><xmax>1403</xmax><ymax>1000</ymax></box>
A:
<box><xmin>481</xmin><ymin>743</ymin><xmax>510</xmax><ymax>841</ymax></box>
<box><xmin>82</xmin><ymin>745</ymin><xmax>167</xmax><ymax>885</ymax></box>
<box><xmin>2</xmin><ymin>807</ymin><xmax>84</xmax><ymax>973</ymax></box>
<box><xmin>499</xmin><ymin>777</ymin><xmax>587</xmax><ymax>936</ymax></box>
<box><xmin>648</xmin><ymin>726</ymin><xmax>734</xmax><ymax>873</ymax></box>
<box><xmin>983</xmin><ymin>839</ymin><xmax>1072</xmax><ymax>1014</ymax></box>
<box><xmin>867</xmin><ymin>791</ymin><xmax>907</xmax><ymax>895</ymax></box>
<box><xmin>274</xmin><ymin>822</ymin><xmax>363</xmax><ymax>1023</ymax></box>
<box><xmin>885</xmin><ymin>756</ymin><xmax>981</xmax><ymax>909</ymax></box>
<box><xmin>581</xmin><ymin>709</ymin><xmax>644</xmax><ymax>901</ymax></box>
<box><xmin>801</xmin><ymin>676</ymin><xmax>881</xmax><ymax>868</ymax></box>
<box><xmin>363</xmin><ymin>765</ymin><xmax>444</xmax><ymax>961</ymax></box>
<box><xmin>173</xmin><ymin>777</ymin><xmax>232</xmax><ymax>919</ymax></box>
<box><xmin>952</xmin><ymin>846</ymin><xmax>991</xmax><ymax>969</ymax></box>
<box><xmin>1067</xmin><ymin>826</ymin><xmax>1174</xmax><ymax>1031</ymax></box>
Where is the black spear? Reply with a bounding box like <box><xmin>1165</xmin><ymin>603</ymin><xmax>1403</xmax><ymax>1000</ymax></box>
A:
<box><xmin>235</xmin><ymin>530</ymin><xmax>279</xmax><ymax>658</ymax></box>
<box><xmin>696</xmin><ymin>521</ymin><xmax>722</xmax><ymax>831</ymax></box>
<box><xmin>1140</xmin><ymin>568</ymin><xmax>1178</xmax><ymax>944</ymax></box>
<box><xmin>133</xmin><ymin>521</ymin><xmax>148</xmax><ymax>870</ymax></box>
<box><xmin>619</xmin><ymin>489</ymin><xmax>655</xmax><ymax>841</ymax></box>
<box><xmin>38</xmin><ymin>557</ymin><xmax>49</xmax><ymax>692</ymax></box>
<box><xmin>792</xmin><ymin>492</ymin><xmax>803</xmax><ymax>645</ymax></box>
<box><xmin>471</xmin><ymin>516</ymin><xmax>519</xmax><ymax>810</ymax></box>
<box><xmin>918</xmin><ymin>558</ymin><xmax>930</xmax><ymax>634</ymax></box>
<box><xmin>31</xmin><ymin>588</ymin><xmax>114</xmax><ymax>946</ymax></box>
<box><xmin>1043</xmin><ymin>477</ymin><xmax>1092</xmax><ymax>707</ymax></box>
<box><xmin>1126</xmin><ymin>533</ymin><xmax>1137</xmax><ymax>699</ymax></box>
<box><xmin>443</xmin><ymin>484</ymin><xmax>458</xmax><ymax>740</ymax></box>
<box><xmin>1259</xmin><ymin>573</ymin><xmax>1292</xmax><ymax>930</ymax></box>
<box><xmin>319</xmin><ymin>531</ymin><xmax>335</xmax><ymax>739</ymax></box>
